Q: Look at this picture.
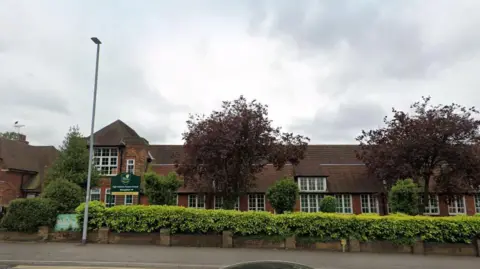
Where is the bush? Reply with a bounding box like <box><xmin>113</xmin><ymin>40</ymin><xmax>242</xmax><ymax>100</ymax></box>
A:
<box><xmin>76</xmin><ymin>205</ymin><xmax>480</xmax><ymax>245</ymax></box>
<box><xmin>75</xmin><ymin>201</ymin><xmax>106</xmax><ymax>231</ymax></box>
<box><xmin>144</xmin><ymin>171</ymin><xmax>182</xmax><ymax>205</ymax></box>
<box><xmin>42</xmin><ymin>179</ymin><xmax>84</xmax><ymax>213</ymax></box>
<box><xmin>388</xmin><ymin>179</ymin><xmax>419</xmax><ymax>215</ymax></box>
<box><xmin>0</xmin><ymin>198</ymin><xmax>58</xmax><ymax>232</ymax></box>
<box><xmin>266</xmin><ymin>177</ymin><xmax>299</xmax><ymax>214</ymax></box>
<box><xmin>320</xmin><ymin>196</ymin><xmax>336</xmax><ymax>213</ymax></box>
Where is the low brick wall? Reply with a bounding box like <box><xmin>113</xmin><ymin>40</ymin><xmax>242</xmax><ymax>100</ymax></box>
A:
<box><xmin>1</xmin><ymin>227</ymin><xmax>479</xmax><ymax>257</ymax></box>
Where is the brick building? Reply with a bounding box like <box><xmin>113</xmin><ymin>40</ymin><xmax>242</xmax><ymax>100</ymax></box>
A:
<box><xmin>85</xmin><ymin>120</ymin><xmax>480</xmax><ymax>216</ymax></box>
<box><xmin>0</xmin><ymin>135</ymin><xmax>58</xmax><ymax>206</ymax></box>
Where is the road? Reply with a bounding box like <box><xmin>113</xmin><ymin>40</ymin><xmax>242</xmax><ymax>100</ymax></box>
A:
<box><xmin>0</xmin><ymin>242</ymin><xmax>478</xmax><ymax>269</ymax></box>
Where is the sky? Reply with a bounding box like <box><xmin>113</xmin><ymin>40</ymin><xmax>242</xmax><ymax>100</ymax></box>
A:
<box><xmin>1</xmin><ymin>0</ymin><xmax>480</xmax><ymax>147</ymax></box>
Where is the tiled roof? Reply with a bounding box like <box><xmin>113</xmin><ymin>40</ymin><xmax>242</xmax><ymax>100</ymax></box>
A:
<box><xmin>87</xmin><ymin>119</ymin><xmax>148</xmax><ymax>146</ymax></box>
<box><xmin>0</xmin><ymin>138</ymin><xmax>58</xmax><ymax>173</ymax></box>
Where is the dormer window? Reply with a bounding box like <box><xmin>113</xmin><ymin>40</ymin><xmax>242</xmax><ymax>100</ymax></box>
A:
<box><xmin>297</xmin><ymin>177</ymin><xmax>327</xmax><ymax>192</ymax></box>
<box><xmin>93</xmin><ymin>147</ymin><xmax>118</xmax><ymax>176</ymax></box>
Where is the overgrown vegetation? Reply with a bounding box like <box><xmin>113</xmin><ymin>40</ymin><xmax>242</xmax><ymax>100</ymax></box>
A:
<box><xmin>75</xmin><ymin>201</ymin><xmax>106</xmax><ymax>231</ymax></box>
<box><xmin>42</xmin><ymin>179</ymin><xmax>84</xmax><ymax>213</ymax></box>
<box><xmin>144</xmin><ymin>171</ymin><xmax>182</xmax><ymax>205</ymax></box>
<box><xmin>0</xmin><ymin>198</ymin><xmax>58</xmax><ymax>232</ymax></box>
<box><xmin>388</xmin><ymin>179</ymin><xmax>419</xmax><ymax>215</ymax></box>
<box><xmin>266</xmin><ymin>177</ymin><xmax>298</xmax><ymax>214</ymax></box>
<box><xmin>319</xmin><ymin>196</ymin><xmax>337</xmax><ymax>213</ymax></box>
<box><xmin>75</xmin><ymin>205</ymin><xmax>480</xmax><ymax>245</ymax></box>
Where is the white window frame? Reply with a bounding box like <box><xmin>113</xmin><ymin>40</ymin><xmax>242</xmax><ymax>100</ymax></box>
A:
<box><xmin>248</xmin><ymin>193</ymin><xmax>265</xmax><ymax>211</ymax></box>
<box><xmin>300</xmin><ymin>194</ymin><xmax>324</xmax><ymax>212</ymax></box>
<box><xmin>335</xmin><ymin>194</ymin><xmax>353</xmax><ymax>214</ymax></box>
<box><xmin>126</xmin><ymin>159</ymin><xmax>135</xmax><ymax>174</ymax></box>
<box><xmin>93</xmin><ymin>147</ymin><xmax>118</xmax><ymax>176</ymax></box>
<box><xmin>421</xmin><ymin>195</ymin><xmax>440</xmax><ymax>215</ymax></box>
<box><xmin>214</xmin><ymin>196</ymin><xmax>240</xmax><ymax>210</ymax></box>
<box><xmin>105</xmin><ymin>188</ymin><xmax>116</xmax><ymax>207</ymax></box>
<box><xmin>297</xmin><ymin>177</ymin><xmax>327</xmax><ymax>192</ymax></box>
<box><xmin>361</xmin><ymin>194</ymin><xmax>379</xmax><ymax>214</ymax></box>
<box><xmin>475</xmin><ymin>194</ymin><xmax>480</xmax><ymax>214</ymax></box>
<box><xmin>448</xmin><ymin>196</ymin><xmax>466</xmax><ymax>215</ymax></box>
<box><xmin>188</xmin><ymin>194</ymin><xmax>206</xmax><ymax>208</ymax></box>
<box><xmin>90</xmin><ymin>188</ymin><xmax>101</xmax><ymax>201</ymax></box>
<box><xmin>124</xmin><ymin>195</ymin><xmax>133</xmax><ymax>205</ymax></box>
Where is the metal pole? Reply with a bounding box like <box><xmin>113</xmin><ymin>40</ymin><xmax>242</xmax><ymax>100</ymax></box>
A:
<box><xmin>82</xmin><ymin>38</ymin><xmax>101</xmax><ymax>245</ymax></box>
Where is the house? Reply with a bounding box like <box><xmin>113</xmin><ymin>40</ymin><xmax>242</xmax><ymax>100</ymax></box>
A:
<box><xmin>29</xmin><ymin>119</ymin><xmax>480</xmax><ymax>216</ymax></box>
<box><xmin>0</xmin><ymin>134</ymin><xmax>58</xmax><ymax>206</ymax></box>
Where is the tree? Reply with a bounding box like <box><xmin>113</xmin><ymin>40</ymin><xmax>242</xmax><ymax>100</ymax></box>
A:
<box><xmin>357</xmin><ymin>96</ymin><xmax>480</xmax><ymax>213</ymax></box>
<box><xmin>175</xmin><ymin>96</ymin><xmax>309</xmax><ymax>209</ymax></box>
<box><xmin>319</xmin><ymin>196</ymin><xmax>337</xmax><ymax>213</ymax></box>
<box><xmin>45</xmin><ymin>126</ymin><xmax>100</xmax><ymax>188</ymax></box>
<box><xmin>388</xmin><ymin>179</ymin><xmax>419</xmax><ymax>215</ymax></box>
<box><xmin>0</xmin><ymin>131</ymin><xmax>19</xmax><ymax>140</ymax></box>
<box><xmin>144</xmin><ymin>171</ymin><xmax>182</xmax><ymax>205</ymax></box>
<box><xmin>41</xmin><ymin>179</ymin><xmax>84</xmax><ymax>213</ymax></box>
<box><xmin>266</xmin><ymin>177</ymin><xmax>299</xmax><ymax>214</ymax></box>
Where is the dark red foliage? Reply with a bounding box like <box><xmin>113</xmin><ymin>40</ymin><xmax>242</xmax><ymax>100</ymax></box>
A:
<box><xmin>175</xmin><ymin>96</ymin><xmax>309</xmax><ymax>206</ymax></box>
<box><xmin>356</xmin><ymin>96</ymin><xmax>480</xmax><ymax>212</ymax></box>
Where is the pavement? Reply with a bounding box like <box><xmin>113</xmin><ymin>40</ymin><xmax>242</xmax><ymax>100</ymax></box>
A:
<box><xmin>0</xmin><ymin>242</ymin><xmax>478</xmax><ymax>269</ymax></box>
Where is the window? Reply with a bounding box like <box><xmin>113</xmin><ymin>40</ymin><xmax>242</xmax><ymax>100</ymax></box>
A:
<box><xmin>126</xmin><ymin>159</ymin><xmax>135</xmax><ymax>174</ymax></box>
<box><xmin>248</xmin><ymin>194</ymin><xmax>265</xmax><ymax>211</ymax></box>
<box><xmin>105</xmin><ymin>188</ymin><xmax>116</xmax><ymax>207</ymax></box>
<box><xmin>361</xmin><ymin>194</ymin><xmax>378</xmax><ymax>213</ymax></box>
<box><xmin>94</xmin><ymin>148</ymin><xmax>118</xmax><ymax>175</ymax></box>
<box><xmin>124</xmin><ymin>195</ymin><xmax>133</xmax><ymax>205</ymax></box>
<box><xmin>26</xmin><ymin>193</ymin><xmax>37</xmax><ymax>198</ymax></box>
<box><xmin>214</xmin><ymin>196</ymin><xmax>240</xmax><ymax>210</ymax></box>
<box><xmin>298</xmin><ymin>177</ymin><xmax>326</xmax><ymax>192</ymax></box>
<box><xmin>90</xmin><ymin>188</ymin><xmax>101</xmax><ymax>201</ymax></box>
<box><xmin>335</xmin><ymin>194</ymin><xmax>352</xmax><ymax>213</ymax></box>
<box><xmin>421</xmin><ymin>195</ymin><xmax>440</xmax><ymax>215</ymax></box>
<box><xmin>448</xmin><ymin>196</ymin><xmax>466</xmax><ymax>215</ymax></box>
<box><xmin>188</xmin><ymin>194</ymin><xmax>205</xmax><ymax>208</ymax></box>
<box><xmin>300</xmin><ymin>194</ymin><xmax>324</xmax><ymax>212</ymax></box>
<box><xmin>475</xmin><ymin>194</ymin><xmax>480</xmax><ymax>213</ymax></box>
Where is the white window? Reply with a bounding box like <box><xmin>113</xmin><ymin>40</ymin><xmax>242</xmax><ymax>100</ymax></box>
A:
<box><xmin>448</xmin><ymin>196</ymin><xmax>466</xmax><ymax>215</ymax></box>
<box><xmin>93</xmin><ymin>148</ymin><xmax>118</xmax><ymax>176</ymax></box>
<box><xmin>421</xmin><ymin>195</ymin><xmax>440</xmax><ymax>215</ymax></box>
<box><xmin>214</xmin><ymin>196</ymin><xmax>240</xmax><ymax>210</ymax></box>
<box><xmin>126</xmin><ymin>159</ymin><xmax>135</xmax><ymax>174</ymax></box>
<box><xmin>90</xmin><ymin>188</ymin><xmax>101</xmax><ymax>201</ymax></box>
<box><xmin>298</xmin><ymin>177</ymin><xmax>327</xmax><ymax>192</ymax></box>
<box><xmin>105</xmin><ymin>188</ymin><xmax>116</xmax><ymax>207</ymax></box>
<box><xmin>361</xmin><ymin>194</ymin><xmax>378</xmax><ymax>213</ymax></box>
<box><xmin>124</xmin><ymin>195</ymin><xmax>133</xmax><ymax>205</ymax></box>
<box><xmin>26</xmin><ymin>193</ymin><xmax>37</xmax><ymax>198</ymax></box>
<box><xmin>188</xmin><ymin>194</ymin><xmax>205</xmax><ymax>208</ymax></box>
<box><xmin>475</xmin><ymin>194</ymin><xmax>480</xmax><ymax>213</ymax></box>
<box><xmin>248</xmin><ymin>194</ymin><xmax>265</xmax><ymax>211</ymax></box>
<box><xmin>300</xmin><ymin>194</ymin><xmax>324</xmax><ymax>212</ymax></box>
<box><xmin>335</xmin><ymin>194</ymin><xmax>352</xmax><ymax>214</ymax></box>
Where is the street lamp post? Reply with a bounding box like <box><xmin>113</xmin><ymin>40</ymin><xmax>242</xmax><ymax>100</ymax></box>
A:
<box><xmin>82</xmin><ymin>37</ymin><xmax>102</xmax><ymax>245</ymax></box>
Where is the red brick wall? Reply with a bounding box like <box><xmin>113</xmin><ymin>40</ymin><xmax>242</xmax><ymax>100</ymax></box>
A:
<box><xmin>0</xmin><ymin>171</ymin><xmax>29</xmax><ymax>206</ymax></box>
<box><xmin>352</xmin><ymin>194</ymin><xmax>361</xmax><ymax>214</ymax></box>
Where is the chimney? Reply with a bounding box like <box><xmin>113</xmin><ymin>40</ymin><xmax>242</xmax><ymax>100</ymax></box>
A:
<box><xmin>17</xmin><ymin>134</ymin><xmax>29</xmax><ymax>145</ymax></box>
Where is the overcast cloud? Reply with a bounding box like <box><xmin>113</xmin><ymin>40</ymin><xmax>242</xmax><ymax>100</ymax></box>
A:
<box><xmin>1</xmin><ymin>0</ymin><xmax>480</xmax><ymax>146</ymax></box>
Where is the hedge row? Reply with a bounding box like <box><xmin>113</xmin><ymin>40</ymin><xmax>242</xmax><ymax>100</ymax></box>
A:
<box><xmin>1</xmin><ymin>198</ymin><xmax>58</xmax><ymax>232</ymax></box>
<box><xmin>75</xmin><ymin>203</ymin><xmax>480</xmax><ymax>245</ymax></box>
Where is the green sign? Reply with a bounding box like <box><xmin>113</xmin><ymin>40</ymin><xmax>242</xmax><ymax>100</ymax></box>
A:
<box><xmin>111</xmin><ymin>172</ymin><xmax>140</xmax><ymax>195</ymax></box>
<box><xmin>54</xmin><ymin>214</ymin><xmax>79</xmax><ymax>232</ymax></box>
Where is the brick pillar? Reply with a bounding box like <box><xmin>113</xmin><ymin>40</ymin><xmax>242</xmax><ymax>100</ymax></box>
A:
<box><xmin>38</xmin><ymin>226</ymin><xmax>49</xmax><ymax>241</ymax></box>
<box><xmin>222</xmin><ymin>231</ymin><xmax>233</xmax><ymax>248</ymax></box>
<box><xmin>349</xmin><ymin>239</ymin><xmax>360</xmax><ymax>252</ymax></box>
<box><xmin>285</xmin><ymin>236</ymin><xmax>296</xmax><ymax>249</ymax></box>
<box><xmin>352</xmin><ymin>194</ymin><xmax>361</xmax><ymax>214</ymax></box>
<box><xmin>412</xmin><ymin>238</ymin><xmax>425</xmax><ymax>255</ymax></box>
<box><xmin>159</xmin><ymin>229</ymin><xmax>171</xmax><ymax>246</ymax></box>
<box><xmin>97</xmin><ymin>227</ymin><xmax>110</xmax><ymax>244</ymax></box>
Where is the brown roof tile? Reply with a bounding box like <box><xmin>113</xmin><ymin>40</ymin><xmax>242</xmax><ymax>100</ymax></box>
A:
<box><xmin>0</xmin><ymin>138</ymin><xmax>58</xmax><ymax>173</ymax></box>
<box><xmin>87</xmin><ymin>120</ymin><xmax>148</xmax><ymax>146</ymax></box>
<box><xmin>149</xmin><ymin>145</ymin><xmax>184</xmax><ymax>164</ymax></box>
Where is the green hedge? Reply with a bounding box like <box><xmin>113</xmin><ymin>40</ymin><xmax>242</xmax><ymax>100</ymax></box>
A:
<box><xmin>75</xmin><ymin>205</ymin><xmax>480</xmax><ymax>245</ymax></box>
<box><xmin>0</xmin><ymin>198</ymin><xmax>58</xmax><ymax>232</ymax></box>
<box><xmin>75</xmin><ymin>201</ymin><xmax>106</xmax><ymax>231</ymax></box>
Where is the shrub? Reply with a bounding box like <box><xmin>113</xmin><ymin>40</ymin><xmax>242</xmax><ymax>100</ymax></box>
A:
<box><xmin>76</xmin><ymin>205</ymin><xmax>480</xmax><ymax>245</ymax></box>
<box><xmin>388</xmin><ymin>179</ymin><xmax>419</xmax><ymax>215</ymax></box>
<box><xmin>266</xmin><ymin>177</ymin><xmax>299</xmax><ymax>214</ymax></box>
<box><xmin>75</xmin><ymin>201</ymin><xmax>106</xmax><ymax>231</ymax></box>
<box><xmin>0</xmin><ymin>198</ymin><xmax>58</xmax><ymax>232</ymax></box>
<box><xmin>144</xmin><ymin>171</ymin><xmax>182</xmax><ymax>205</ymax></box>
<box><xmin>42</xmin><ymin>179</ymin><xmax>84</xmax><ymax>213</ymax></box>
<box><xmin>320</xmin><ymin>196</ymin><xmax>336</xmax><ymax>213</ymax></box>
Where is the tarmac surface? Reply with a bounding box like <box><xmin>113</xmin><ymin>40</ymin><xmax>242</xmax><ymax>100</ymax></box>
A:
<box><xmin>0</xmin><ymin>242</ymin><xmax>478</xmax><ymax>269</ymax></box>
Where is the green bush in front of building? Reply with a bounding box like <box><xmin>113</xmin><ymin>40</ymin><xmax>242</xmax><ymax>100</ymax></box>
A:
<box><xmin>266</xmin><ymin>177</ymin><xmax>299</xmax><ymax>214</ymax></box>
<box><xmin>0</xmin><ymin>198</ymin><xmax>58</xmax><ymax>232</ymax></box>
<box><xmin>319</xmin><ymin>196</ymin><xmax>336</xmax><ymax>213</ymax></box>
<box><xmin>75</xmin><ymin>201</ymin><xmax>106</xmax><ymax>231</ymax></box>
<box><xmin>42</xmin><ymin>179</ymin><xmax>84</xmax><ymax>214</ymax></box>
<box><xmin>75</xmin><ymin>204</ymin><xmax>480</xmax><ymax>245</ymax></box>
